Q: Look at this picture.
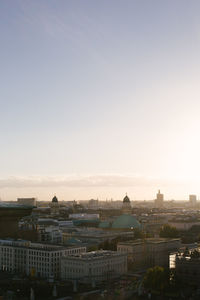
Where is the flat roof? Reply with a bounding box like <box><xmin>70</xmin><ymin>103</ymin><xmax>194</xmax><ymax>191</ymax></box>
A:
<box><xmin>62</xmin><ymin>250</ymin><xmax>127</xmax><ymax>260</ymax></box>
<box><xmin>0</xmin><ymin>240</ymin><xmax>85</xmax><ymax>252</ymax></box>
<box><xmin>118</xmin><ymin>238</ymin><xmax>180</xmax><ymax>246</ymax></box>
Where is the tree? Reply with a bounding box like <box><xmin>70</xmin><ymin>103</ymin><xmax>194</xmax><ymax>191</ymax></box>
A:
<box><xmin>159</xmin><ymin>224</ymin><xmax>178</xmax><ymax>238</ymax></box>
<box><xmin>133</xmin><ymin>228</ymin><xmax>145</xmax><ymax>239</ymax></box>
<box><xmin>143</xmin><ymin>266</ymin><xmax>169</xmax><ymax>292</ymax></box>
<box><xmin>87</xmin><ymin>245</ymin><xmax>98</xmax><ymax>252</ymax></box>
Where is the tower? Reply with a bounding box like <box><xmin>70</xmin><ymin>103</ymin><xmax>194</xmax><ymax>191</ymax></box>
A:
<box><xmin>122</xmin><ymin>194</ymin><xmax>132</xmax><ymax>214</ymax></box>
<box><xmin>189</xmin><ymin>195</ymin><xmax>197</xmax><ymax>207</ymax></box>
<box><xmin>51</xmin><ymin>195</ymin><xmax>59</xmax><ymax>215</ymax></box>
<box><xmin>154</xmin><ymin>190</ymin><xmax>164</xmax><ymax>208</ymax></box>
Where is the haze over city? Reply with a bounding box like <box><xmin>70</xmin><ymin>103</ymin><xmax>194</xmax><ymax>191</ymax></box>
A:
<box><xmin>1</xmin><ymin>1</ymin><xmax>200</xmax><ymax>200</ymax></box>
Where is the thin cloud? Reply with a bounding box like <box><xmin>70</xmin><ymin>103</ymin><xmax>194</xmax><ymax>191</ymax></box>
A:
<box><xmin>0</xmin><ymin>175</ymin><xmax>180</xmax><ymax>189</ymax></box>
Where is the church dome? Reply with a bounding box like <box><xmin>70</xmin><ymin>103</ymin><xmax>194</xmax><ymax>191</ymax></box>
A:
<box><xmin>112</xmin><ymin>214</ymin><xmax>141</xmax><ymax>229</ymax></box>
<box><xmin>123</xmin><ymin>195</ymin><xmax>130</xmax><ymax>203</ymax></box>
<box><xmin>52</xmin><ymin>196</ymin><xmax>58</xmax><ymax>203</ymax></box>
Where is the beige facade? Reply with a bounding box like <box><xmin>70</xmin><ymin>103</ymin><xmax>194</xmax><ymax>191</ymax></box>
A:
<box><xmin>117</xmin><ymin>238</ymin><xmax>180</xmax><ymax>269</ymax></box>
<box><xmin>61</xmin><ymin>250</ymin><xmax>127</xmax><ymax>282</ymax></box>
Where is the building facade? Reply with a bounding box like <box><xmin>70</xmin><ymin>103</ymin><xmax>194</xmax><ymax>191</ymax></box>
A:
<box><xmin>61</xmin><ymin>250</ymin><xmax>127</xmax><ymax>282</ymax></box>
<box><xmin>117</xmin><ymin>238</ymin><xmax>180</xmax><ymax>269</ymax></box>
<box><xmin>176</xmin><ymin>254</ymin><xmax>200</xmax><ymax>285</ymax></box>
<box><xmin>0</xmin><ymin>239</ymin><xmax>86</xmax><ymax>279</ymax></box>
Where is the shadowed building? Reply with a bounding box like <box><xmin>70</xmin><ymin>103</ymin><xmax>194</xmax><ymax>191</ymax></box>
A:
<box><xmin>117</xmin><ymin>238</ymin><xmax>180</xmax><ymax>270</ymax></box>
<box><xmin>0</xmin><ymin>203</ymin><xmax>33</xmax><ymax>238</ymax></box>
<box><xmin>176</xmin><ymin>251</ymin><xmax>200</xmax><ymax>285</ymax></box>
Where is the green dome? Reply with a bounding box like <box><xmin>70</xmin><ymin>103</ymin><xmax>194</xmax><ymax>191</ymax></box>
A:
<box><xmin>98</xmin><ymin>221</ymin><xmax>110</xmax><ymax>228</ymax></box>
<box><xmin>112</xmin><ymin>214</ymin><xmax>141</xmax><ymax>229</ymax></box>
<box><xmin>67</xmin><ymin>238</ymin><xmax>82</xmax><ymax>244</ymax></box>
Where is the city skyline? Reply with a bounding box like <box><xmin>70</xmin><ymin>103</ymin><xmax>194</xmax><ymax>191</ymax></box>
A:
<box><xmin>1</xmin><ymin>1</ymin><xmax>200</xmax><ymax>200</ymax></box>
<box><xmin>0</xmin><ymin>174</ymin><xmax>199</xmax><ymax>201</ymax></box>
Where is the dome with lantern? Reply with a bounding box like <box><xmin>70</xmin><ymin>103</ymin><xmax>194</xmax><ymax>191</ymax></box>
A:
<box><xmin>52</xmin><ymin>196</ymin><xmax>58</xmax><ymax>203</ymax></box>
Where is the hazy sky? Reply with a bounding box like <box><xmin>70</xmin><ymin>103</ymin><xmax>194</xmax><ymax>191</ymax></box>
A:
<box><xmin>1</xmin><ymin>0</ymin><xmax>200</xmax><ymax>200</ymax></box>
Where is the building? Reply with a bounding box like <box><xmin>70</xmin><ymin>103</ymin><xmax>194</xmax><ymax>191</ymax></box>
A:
<box><xmin>18</xmin><ymin>217</ymin><xmax>62</xmax><ymax>243</ymax></box>
<box><xmin>189</xmin><ymin>194</ymin><xmax>197</xmax><ymax>207</ymax></box>
<box><xmin>17</xmin><ymin>198</ymin><xmax>37</xmax><ymax>207</ymax></box>
<box><xmin>88</xmin><ymin>199</ymin><xmax>99</xmax><ymax>209</ymax></box>
<box><xmin>154</xmin><ymin>190</ymin><xmax>164</xmax><ymax>208</ymax></box>
<box><xmin>62</xmin><ymin>229</ymin><xmax>134</xmax><ymax>246</ymax></box>
<box><xmin>0</xmin><ymin>239</ymin><xmax>86</xmax><ymax>279</ymax></box>
<box><xmin>176</xmin><ymin>252</ymin><xmax>200</xmax><ymax>285</ymax></box>
<box><xmin>50</xmin><ymin>195</ymin><xmax>59</xmax><ymax>215</ymax></box>
<box><xmin>96</xmin><ymin>195</ymin><xmax>140</xmax><ymax>230</ymax></box>
<box><xmin>117</xmin><ymin>238</ymin><xmax>180</xmax><ymax>269</ymax></box>
<box><xmin>36</xmin><ymin>219</ymin><xmax>62</xmax><ymax>244</ymax></box>
<box><xmin>122</xmin><ymin>194</ymin><xmax>132</xmax><ymax>214</ymax></box>
<box><xmin>0</xmin><ymin>203</ymin><xmax>33</xmax><ymax>238</ymax></box>
<box><xmin>61</xmin><ymin>250</ymin><xmax>127</xmax><ymax>282</ymax></box>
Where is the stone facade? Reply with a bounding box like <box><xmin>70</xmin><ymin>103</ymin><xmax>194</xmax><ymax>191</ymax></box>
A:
<box><xmin>61</xmin><ymin>250</ymin><xmax>127</xmax><ymax>282</ymax></box>
<box><xmin>117</xmin><ymin>238</ymin><xmax>181</xmax><ymax>269</ymax></box>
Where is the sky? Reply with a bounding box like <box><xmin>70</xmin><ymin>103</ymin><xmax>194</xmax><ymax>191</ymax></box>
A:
<box><xmin>1</xmin><ymin>0</ymin><xmax>200</xmax><ymax>201</ymax></box>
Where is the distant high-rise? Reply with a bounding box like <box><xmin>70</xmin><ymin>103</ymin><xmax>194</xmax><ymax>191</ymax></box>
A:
<box><xmin>154</xmin><ymin>190</ymin><xmax>164</xmax><ymax>208</ymax></box>
<box><xmin>189</xmin><ymin>194</ymin><xmax>197</xmax><ymax>207</ymax></box>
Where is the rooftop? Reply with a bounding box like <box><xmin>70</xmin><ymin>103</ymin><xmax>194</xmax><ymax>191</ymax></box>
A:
<box><xmin>112</xmin><ymin>214</ymin><xmax>141</xmax><ymax>229</ymax></box>
<box><xmin>0</xmin><ymin>202</ymin><xmax>34</xmax><ymax>209</ymax></box>
<box><xmin>123</xmin><ymin>195</ymin><xmax>130</xmax><ymax>203</ymax></box>
<box><xmin>52</xmin><ymin>196</ymin><xmax>58</xmax><ymax>203</ymax></box>
<box><xmin>62</xmin><ymin>250</ymin><xmax>126</xmax><ymax>260</ymax></box>
<box><xmin>0</xmin><ymin>239</ymin><xmax>85</xmax><ymax>252</ymax></box>
<box><xmin>118</xmin><ymin>238</ymin><xmax>180</xmax><ymax>246</ymax></box>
